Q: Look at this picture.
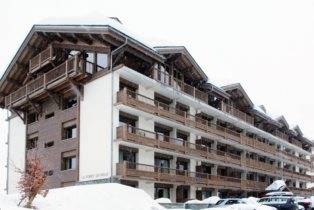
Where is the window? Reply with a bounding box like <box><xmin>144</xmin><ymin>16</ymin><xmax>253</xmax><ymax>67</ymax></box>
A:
<box><xmin>62</xmin><ymin>121</ymin><xmax>77</xmax><ymax>140</ymax></box>
<box><xmin>96</xmin><ymin>53</ymin><xmax>108</xmax><ymax>71</ymax></box>
<box><xmin>45</xmin><ymin>112</ymin><xmax>54</xmax><ymax>119</ymax></box>
<box><xmin>85</xmin><ymin>52</ymin><xmax>95</xmax><ymax>74</ymax></box>
<box><xmin>44</xmin><ymin>141</ymin><xmax>54</xmax><ymax>148</ymax></box>
<box><xmin>61</xmin><ymin>151</ymin><xmax>76</xmax><ymax>170</ymax></box>
<box><xmin>26</xmin><ymin>136</ymin><xmax>38</xmax><ymax>150</ymax></box>
<box><xmin>63</xmin><ymin>96</ymin><xmax>77</xmax><ymax>110</ymax></box>
<box><xmin>27</xmin><ymin>113</ymin><xmax>38</xmax><ymax>124</ymax></box>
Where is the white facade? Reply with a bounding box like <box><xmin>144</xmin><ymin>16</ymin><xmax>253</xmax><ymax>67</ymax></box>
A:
<box><xmin>7</xmin><ymin>116</ymin><xmax>26</xmax><ymax>194</ymax></box>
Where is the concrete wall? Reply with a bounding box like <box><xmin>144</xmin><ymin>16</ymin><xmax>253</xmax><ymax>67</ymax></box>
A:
<box><xmin>79</xmin><ymin>72</ymin><xmax>117</xmax><ymax>181</ymax></box>
<box><xmin>7</xmin><ymin>116</ymin><xmax>26</xmax><ymax>194</ymax></box>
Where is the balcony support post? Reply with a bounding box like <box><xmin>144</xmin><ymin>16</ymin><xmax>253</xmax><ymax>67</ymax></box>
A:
<box><xmin>10</xmin><ymin>108</ymin><xmax>25</xmax><ymax>123</ymax></box>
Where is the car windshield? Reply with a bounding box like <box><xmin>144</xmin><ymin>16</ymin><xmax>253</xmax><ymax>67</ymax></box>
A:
<box><xmin>259</xmin><ymin>197</ymin><xmax>289</xmax><ymax>204</ymax></box>
<box><xmin>215</xmin><ymin>200</ymin><xmax>226</xmax><ymax>205</ymax></box>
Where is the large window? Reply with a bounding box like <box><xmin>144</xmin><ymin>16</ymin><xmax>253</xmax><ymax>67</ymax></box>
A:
<box><xmin>96</xmin><ymin>53</ymin><xmax>108</xmax><ymax>70</ymax></box>
<box><xmin>26</xmin><ymin>136</ymin><xmax>38</xmax><ymax>150</ymax></box>
<box><xmin>61</xmin><ymin>151</ymin><xmax>77</xmax><ymax>170</ymax></box>
<box><xmin>62</xmin><ymin>120</ymin><xmax>77</xmax><ymax>140</ymax></box>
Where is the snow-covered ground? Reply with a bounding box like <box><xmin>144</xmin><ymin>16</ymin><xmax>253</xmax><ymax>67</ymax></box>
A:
<box><xmin>0</xmin><ymin>183</ymin><xmax>165</xmax><ymax>210</ymax></box>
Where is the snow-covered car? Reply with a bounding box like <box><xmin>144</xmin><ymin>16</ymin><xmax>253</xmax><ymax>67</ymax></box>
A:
<box><xmin>201</xmin><ymin>199</ymin><xmax>276</xmax><ymax>210</ymax></box>
<box><xmin>259</xmin><ymin>196</ymin><xmax>299</xmax><ymax>210</ymax></box>
<box><xmin>214</xmin><ymin>198</ymin><xmax>245</xmax><ymax>207</ymax></box>
<box><xmin>294</xmin><ymin>197</ymin><xmax>311</xmax><ymax>210</ymax></box>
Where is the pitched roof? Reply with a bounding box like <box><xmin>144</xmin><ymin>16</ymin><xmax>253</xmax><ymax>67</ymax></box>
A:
<box><xmin>220</xmin><ymin>83</ymin><xmax>254</xmax><ymax>108</ymax></box>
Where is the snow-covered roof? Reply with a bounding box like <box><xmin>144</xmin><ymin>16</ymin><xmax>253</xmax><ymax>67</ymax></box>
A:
<box><xmin>221</xmin><ymin>83</ymin><xmax>254</xmax><ymax>108</ymax></box>
<box><xmin>276</xmin><ymin>115</ymin><xmax>289</xmax><ymax>129</ymax></box>
<box><xmin>265</xmin><ymin>180</ymin><xmax>286</xmax><ymax>192</ymax></box>
<box><xmin>154</xmin><ymin>46</ymin><xmax>208</xmax><ymax>81</ymax></box>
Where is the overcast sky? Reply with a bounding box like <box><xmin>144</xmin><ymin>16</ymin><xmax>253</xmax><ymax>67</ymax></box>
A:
<box><xmin>1</xmin><ymin>0</ymin><xmax>314</xmax><ymax>192</ymax></box>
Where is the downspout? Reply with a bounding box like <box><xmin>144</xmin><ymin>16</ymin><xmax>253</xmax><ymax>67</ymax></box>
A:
<box><xmin>5</xmin><ymin>110</ymin><xmax>10</xmax><ymax>194</ymax></box>
<box><xmin>109</xmin><ymin>38</ymin><xmax>128</xmax><ymax>181</ymax></box>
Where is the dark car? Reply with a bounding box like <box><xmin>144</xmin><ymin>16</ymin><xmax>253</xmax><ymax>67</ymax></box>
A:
<box><xmin>259</xmin><ymin>196</ymin><xmax>299</xmax><ymax>210</ymax></box>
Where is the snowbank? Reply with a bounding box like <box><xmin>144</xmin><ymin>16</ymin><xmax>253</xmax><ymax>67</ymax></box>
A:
<box><xmin>0</xmin><ymin>183</ymin><xmax>165</xmax><ymax>210</ymax></box>
<box><xmin>155</xmin><ymin>198</ymin><xmax>171</xmax><ymax>204</ymax></box>
<box><xmin>202</xmin><ymin>203</ymin><xmax>276</xmax><ymax>210</ymax></box>
<box><xmin>184</xmin><ymin>199</ymin><xmax>202</xmax><ymax>204</ymax></box>
<box><xmin>202</xmin><ymin>196</ymin><xmax>220</xmax><ymax>204</ymax></box>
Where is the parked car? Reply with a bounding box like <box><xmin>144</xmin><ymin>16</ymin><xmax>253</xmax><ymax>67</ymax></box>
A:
<box><xmin>259</xmin><ymin>196</ymin><xmax>299</xmax><ymax>210</ymax></box>
<box><xmin>294</xmin><ymin>197</ymin><xmax>311</xmax><ymax>210</ymax></box>
<box><xmin>213</xmin><ymin>198</ymin><xmax>245</xmax><ymax>207</ymax></box>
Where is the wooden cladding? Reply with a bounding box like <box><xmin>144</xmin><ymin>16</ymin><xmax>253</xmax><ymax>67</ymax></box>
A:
<box><xmin>152</xmin><ymin>68</ymin><xmax>254</xmax><ymax>125</ymax></box>
<box><xmin>117</xmin><ymin>125</ymin><xmax>278</xmax><ymax>174</ymax></box>
<box><xmin>116</xmin><ymin>89</ymin><xmax>311</xmax><ymax>168</ymax></box>
<box><xmin>5</xmin><ymin>56</ymin><xmax>82</xmax><ymax>108</ymax></box>
<box><xmin>29</xmin><ymin>45</ymin><xmax>55</xmax><ymax>73</ymax></box>
<box><xmin>116</xmin><ymin>162</ymin><xmax>268</xmax><ymax>191</ymax></box>
<box><xmin>152</xmin><ymin>68</ymin><xmax>208</xmax><ymax>103</ymax></box>
<box><xmin>220</xmin><ymin>102</ymin><xmax>254</xmax><ymax>125</ymax></box>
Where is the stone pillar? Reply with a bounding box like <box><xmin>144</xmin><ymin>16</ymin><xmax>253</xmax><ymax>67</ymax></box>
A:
<box><xmin>211</xmin><ymin>165</ymin><xmax>218</xmax><ymax>176</ymax></box>
<box><xmin>213</xmin><ymin>188</ymin><xmax>219</xmax><ymax>196</ymax></box>
<box><xmin>138</xmin><ymin>180</ymin><xmax>154</xmax><ymax>199</ymax></box>
<box><xmin>170</xmin><ymin>186</ymin><xmax>176</xmax><ymax>202</ymax></box>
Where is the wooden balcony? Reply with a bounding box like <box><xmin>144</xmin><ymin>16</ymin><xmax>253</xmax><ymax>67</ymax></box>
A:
<box><xmin>5</xmin><ymin>55</ymin><xmax>84</xmax><ymax>108</ymax></box>
<box><xmin>220</xmin><ymin>102</ymin><xmax>254</xmax><ymax>125</ymax></box>
<box><xmin>116</xmin><ymin>125</ymin><xmax>242</xmax><ymax>166</ymax></box>
<box><xmin>245</xmin><ymin>158</ymin><xmax>279</xmax><ymax>174</ymax></box>
<box><xmin>116</xmin><ymin>162</ymin><xmax>267</xmax><ymax>191</ymax></box>
<box><xmin>290</xmin><ymin>187</ymin><xmax>313</xmax><ymax>196</ymax></box>
<box><xmin>29</xmin><ymin>45</ymin><xmax>55</xmax><ymax>73</ymax></box>
<box><xmin>152</xmin><ymin>68</ymin><xmax>208</xmax><ymax>103</ymax></box>
<box><xmin>116</xmin><ymin>125</ymin><xmax>282</xmax><ymax>176</ymax></box>
<box><xmin>116</xmin><ymin>89</ymin><xmax>277</xmax><ymax>156</ymax></box>
<box><xmin>279</xmin><ymin>150</ymin><xmax>311</xmax><ymax>168</ymax></box>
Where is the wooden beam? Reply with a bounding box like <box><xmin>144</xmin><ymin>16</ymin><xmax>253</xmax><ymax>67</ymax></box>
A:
<box><xmin>10</xmin><ymin>108</ymin><xmax>25</xmax><ymax>123</ymax></box>
<box><xmin>74</xmin><ymin>34</ymin><xmax>93</xmax><ymax>45</ymax></box>
<box><xmin>45</xmin><ymin>32</ymin><xmax>64</xmax><ymax>42</ymax></box>
<box><xmin>57</xmin><ymin>33</ymin><xmax>78</xmax><ymax>44</ymax></box>
<box><xmin>52</xmin><ymin>42</ymin><xmax>110</xmax><ymax>53</ymax></box>
<box><xmin>7</xmin><ymin>77</ymin><xmax>23</xmax><ymax>87</ymax></box>
<box><xmin>27</xmin><ymin>44</ymin><xmax>41</xmax><ymax>54</ymax></box>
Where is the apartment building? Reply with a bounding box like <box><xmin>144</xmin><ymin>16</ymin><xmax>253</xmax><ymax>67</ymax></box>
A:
<box><xmin>1</xmin><ymin>18</ymin><xmax>313</xmax><ymax>202</ymax></box>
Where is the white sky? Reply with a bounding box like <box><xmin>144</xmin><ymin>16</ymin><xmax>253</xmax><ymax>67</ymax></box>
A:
<box><xmin>1</xmin><ymin>0</ymin><xmax>314</xmax><ymax>192</ymax></box>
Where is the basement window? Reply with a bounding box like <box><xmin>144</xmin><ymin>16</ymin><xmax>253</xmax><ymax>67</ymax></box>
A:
<box><xmin>26</xmin><ymin>136</ymin><xmax>38</xmax><ymax>150</ymax></box>
<box><xmin>45</xmin><ymin>112</ymin><xmax>54</xmax><ymax>119</ymax></box>
<box><xmin>27</xmin><ymin>113</ymin><xmax>38</xmax><ymax>124</ymax></box>
<box><xmin>44</xmin><ymin>141</ymin><xmax>54</xmax><ymax>148</ymax></box>
<box><xmin>61</xmin><ymin>151</ymin><xmax>76</xmax><ymax>170</ymax></box>
<box><xmin>62</xmin><ymin>121</ymin><xmax>77</xmax><ymax>140</ymax></box>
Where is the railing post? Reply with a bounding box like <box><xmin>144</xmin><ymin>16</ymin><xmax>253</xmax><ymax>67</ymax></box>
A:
<box><xmin>43</xmin><ymin>74</ymin><xmax>47</xmax><ymax>89</ymax></box>
<box><xmin>65</xmin><ymin>60</ymin><xmax>69</xmax><ymax>78</ymax></box>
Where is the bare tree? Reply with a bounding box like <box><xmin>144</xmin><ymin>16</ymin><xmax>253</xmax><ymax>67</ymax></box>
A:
<box><xmin>16</xmin><ymin>155</ymin><xmax>48</xmax><ymax>208</ymax></box>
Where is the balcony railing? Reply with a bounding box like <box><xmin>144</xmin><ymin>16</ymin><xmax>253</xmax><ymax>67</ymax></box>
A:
<box><xmin>117</xmin><ymin>125</ymin><xmax>280</xmax><ymax>174</ymax></box>
<box><xmin>5</xmin><ymin>55</ymin><xmax>82</xmax><ymax>108</ymax></box>
<box><xmin>283</xmin><ymin>169</ymin><xmax>312</xmax><ymax>181</ymax></box>
<box><xmin>117</xmin><ymin>125</ymin><xmax>242</xmax><ymax>166</ymax></box>
<box><xmin>279</xmin><ymin>150</ymin><xmax>311</xmax><ymax>168</ymax></box>
<box><xmin>29</xmin><ymin>45</ymin><xmax>55</xmax><ymax>73</ymax></box>
<box><xmin>117</xmin><ymin>89</ymin><xmax>277</xmax><ymax>156</ymax></box>
<box><xmin>152</xmin><ymin>68</ymin><xmax>208</xmax><ymax>103</ymax></box>
<box><xmin>116</xmin><ymin>162</ymin><xmax>267</xmax><ymax>191</ymax></box>
<box><xmin>220</xmin><ymin>102</ymin><xmax>254</xmax><ymax>125</ymax></box>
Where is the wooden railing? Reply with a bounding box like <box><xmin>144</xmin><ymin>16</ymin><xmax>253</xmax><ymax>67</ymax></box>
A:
<box><xmin>117</xmin><ymin>125</ymin><xmax>242</xmax><ymax>166</ymax></box>
<box><xmin>152</xmin><ymin>68</ymin><xmax>208</xmax><ymax>103</ymax></box>
<box><xmin>117</xmin><ymin>89</ymin><xmax>277</xmax><ymax>156</ymax></box>
<box><xmin>29</xmin><ymin>45</ymin><xmax>55</xmax><ymax>73</ymax></box>
<box><xmin>116</xmin><ymin>162</ymin><xmax>267</xmax><ymax>191</ymax></box>
<box><xmin>279</xmin><ymin>149</ymin><xmax>311</xmax><ymax>168</ymax></box>
<box><xmin>117</xmin><ymin>125</ymin><xmax>278</xmax><ymax>173</ymax></box>
<box><xmin>220</xmin><ymin>102</ymin><xmax>254</xmax><ymax>125</ymax></box>
<box><xmin>5</xmin><ymin>55</ymin><xmax>81</xmax><ymax>108</ymax></box>
<box><xmin>290</xmin><ymin>187</ymin><xmax>313</xmax><ymax>196</ymax></box>
<box><xmin>283</xmin><ymin>169</ymin><xmax>312</xmax><ymax>181</ymax></box>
